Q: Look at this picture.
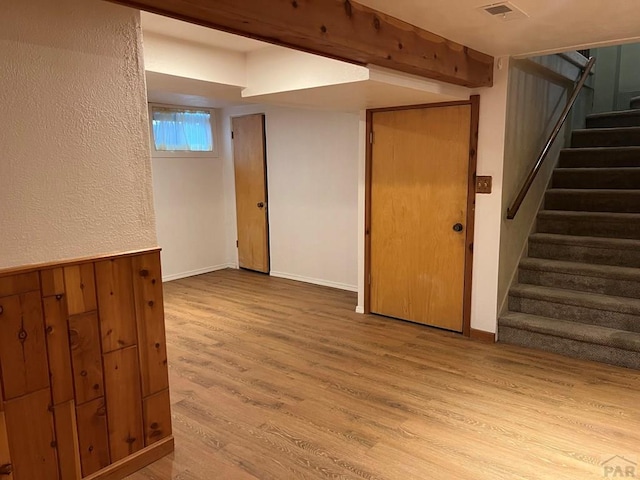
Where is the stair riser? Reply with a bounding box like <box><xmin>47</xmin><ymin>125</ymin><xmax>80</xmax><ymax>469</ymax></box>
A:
<box><xmin>519</xmin><ymin>268</ymin><xmax>640</xmax><ymax>299</ymax></box>
<box><xmin>499</xmin><ymin>327</ymin><xmax>640</xmax><ymax>369</ymax></box>
<box><xmin>572</xmin><ymin>130</ymin><xmax>640</xmax><ymax>148</ymax></box>
<box><xmin>552</xmin><ymin>170</ymin><xmax>640</xmax><ymax>189</ymax></box>
<box><xmin>508</xmin><ymin>296</ymin><xmax>640</xmax><ymax>333</ymax></box>
<box><xmin>586</xmin><ymin>115</ymin><xmax>640</xmax><ymax>129</ymax></box>
<box><xmin>631</xmin><ymin>98</ymin><xmax>640</xmax><ymax>109</ymax></box>
<box><xmin>559</xmin><ymin>150</ymin><xmax>640</xmax><ymax>168</ymax></box>
<box><xmin>537</xmin><ymin>216</ymin><xmax>640</xmax><ymax>240</ymax></box>
<box><xmin>528</xmin><ymin>241</ymin><xmax>640</xmax><ymax>268</ymax></box>
<box><xmin>545</xmin><ymin>191</ymin><xmax>640</xmax><ymax>213</ymax></box>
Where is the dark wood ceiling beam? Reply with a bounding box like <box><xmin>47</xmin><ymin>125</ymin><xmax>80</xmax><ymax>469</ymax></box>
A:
<box><xmin>106</xmin><ymin>0</ymin><xmax>494</xmax><ymax>88</ymax></box>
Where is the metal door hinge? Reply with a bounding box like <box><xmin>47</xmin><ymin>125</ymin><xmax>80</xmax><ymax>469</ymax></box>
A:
<box><xmin>236</xmin><ymin>240</ymin><xmax>239</xmax><ymax>248</ymax></box>
<box><xmin>231</xmin><ymin>131</ymin><xmax>234</xmax><ymax>140</ymax></box>
<box><xmin>369</xmin><ymin>131</ymin><xmax>374</xmax><ymax>144</ymax></box>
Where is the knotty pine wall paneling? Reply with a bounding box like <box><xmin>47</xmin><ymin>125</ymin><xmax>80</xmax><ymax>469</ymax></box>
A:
<box><xmin>0</xmin><ymin>249</ymin><xmax>172</xmax><ymax>480</ymax></box>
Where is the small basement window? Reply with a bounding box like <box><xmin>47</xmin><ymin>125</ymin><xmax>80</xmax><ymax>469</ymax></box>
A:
<box><xmin>149</xmin><ymin>104</ymin><xmax>218</xmax><ymax>157</ymax></box>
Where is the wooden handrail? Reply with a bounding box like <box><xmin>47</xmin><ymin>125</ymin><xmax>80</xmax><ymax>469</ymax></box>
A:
<box><xmin>506</xmin><ymin>57</ymin><xmax>596</xmax><ymax>220</ymax></box>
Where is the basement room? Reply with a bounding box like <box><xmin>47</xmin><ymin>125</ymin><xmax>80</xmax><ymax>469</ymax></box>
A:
<box><xmin>1</xmin><ymin>0</ymin><xmax>640</xmax><ymax>479</ymax></box>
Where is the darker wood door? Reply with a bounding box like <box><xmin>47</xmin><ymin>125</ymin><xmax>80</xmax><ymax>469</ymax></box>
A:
<box><xmin>232</xmin><ymin>114</ymin><xmax>270</xmax><ymax>273</ymax></box>
<box><xmin>369</xmin><ymin>104</ymin><xmax>473</xmax><ymax>332</ymax></box>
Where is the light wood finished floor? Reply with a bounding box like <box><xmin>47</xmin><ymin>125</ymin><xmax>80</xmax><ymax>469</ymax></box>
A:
<box><xmin>129</xmin><ymin>269</ymin><xmax>640</xmax><ymax>480</ymax></box>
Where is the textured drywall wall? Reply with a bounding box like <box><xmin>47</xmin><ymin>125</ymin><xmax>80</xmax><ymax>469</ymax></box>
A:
<box><xmin>0</xmin><ymin>0</ymin><xmax>156</xmax><ymax>268</ymax></box>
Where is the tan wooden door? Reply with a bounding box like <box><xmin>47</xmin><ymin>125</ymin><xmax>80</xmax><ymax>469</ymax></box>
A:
<box><xmin>370</xmin><ymin>105</ymin><xmax>471</xmax><ymax>332</ymax></box>
<box><xmin>233</xmin><ymin>114</ymin><xmax>270</xmax><ymax>273</ymax></box>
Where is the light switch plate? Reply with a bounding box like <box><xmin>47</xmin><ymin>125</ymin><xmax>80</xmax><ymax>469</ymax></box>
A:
<box><xmin>476</xmin><ymin>176</ymin><xmax>492</xmax><ymax>194</ymax></box>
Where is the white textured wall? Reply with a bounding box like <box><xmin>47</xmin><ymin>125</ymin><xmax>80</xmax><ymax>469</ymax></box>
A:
<box><xmin>221</xmin><ymin>105</ymin><xmax>360</xmax><ymax>291</ymax></box>
<box><xmin>0</xmin><ymin>0</ymin><xmax>156</xmax><ymax>268</ymax></box>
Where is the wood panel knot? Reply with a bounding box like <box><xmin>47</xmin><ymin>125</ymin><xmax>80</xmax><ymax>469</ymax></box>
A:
<box><xmin>17</xmin><ymin>328</ymin><xmax>28</xmax><ymax>342</ymax></box>
<box><xmin>344</xmin><ymin>0</ymin><xmax>353</xmax><ymax>18</ymax></box>
<box><xmin>140</xmin><ymin>269</ymin><xmax>150</xmax><ymax>278</ymax></box>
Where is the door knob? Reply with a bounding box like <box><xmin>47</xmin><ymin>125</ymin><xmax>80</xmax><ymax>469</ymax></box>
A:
<box><xmin>453</xmin><ymin>223</ymin><xmax>464</xmax><ymax>232</ymax></box>
<box><xmin>257</xmin><ymin>202</ymin><xmax>265</xmax><ymax>208</ymax></box>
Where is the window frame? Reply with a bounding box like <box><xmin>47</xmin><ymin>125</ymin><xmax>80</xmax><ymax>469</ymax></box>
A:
<box><xmin>148</xmin><ymin>103</ymin><xmax>219</xmax><ymax>158</ymax></box>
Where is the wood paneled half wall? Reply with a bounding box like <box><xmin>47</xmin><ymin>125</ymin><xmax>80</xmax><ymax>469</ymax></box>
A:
<box><xmin>0</xmin><ymin>249</ymin><xmax>173</xmax><ymax>480</ymax></box>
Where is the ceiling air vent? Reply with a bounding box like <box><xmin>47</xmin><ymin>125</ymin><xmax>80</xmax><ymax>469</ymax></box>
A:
<box><xmin>478</xmin><ymin>2</ymin><xmax>528</xmax><ymax>21</ymax></box>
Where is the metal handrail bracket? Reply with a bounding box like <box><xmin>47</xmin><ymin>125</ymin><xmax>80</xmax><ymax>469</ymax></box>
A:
<box><xmin>506</xmin><ymin>56</ymin><xmax>596</xmax><ymax>220</ymax></box>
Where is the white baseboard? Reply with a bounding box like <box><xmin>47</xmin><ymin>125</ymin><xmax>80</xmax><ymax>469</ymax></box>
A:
<box><xmin>355</xmin><ymin>305</ymin><xmax>365</xmax><ymax>314</ymax></box>
<box><xmin>269</xmin><ymin>271</ymin><xmax>358</xmax><ymax>292</ymax></box>
<box><xmin>163</xmin><ymin>264</ymin><xmax>237</xmax><ymax>282</ymax></box>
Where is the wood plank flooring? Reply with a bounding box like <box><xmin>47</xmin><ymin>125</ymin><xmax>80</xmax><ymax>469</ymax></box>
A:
<box><xmin>128</xmin><ymin>269</ymin><xmax>640</xmax><ymax>479</ymax></box>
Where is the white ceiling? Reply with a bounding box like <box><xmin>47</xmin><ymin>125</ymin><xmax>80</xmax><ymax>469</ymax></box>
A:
<box><xmin>357</xmin><ymin>0</ymin><xmax>640</xmax><ymax>57</ymax></box>
<box><xmin>144</xmin><ymin>70</ymin><xmax>466</xmax><ymax>112</ymax></box>
<box><xmin>145</xmin><ymin>72</ymin><xmax>245</xmax><ymax>108</ymax></box>
<box><xmin>143</xmin><ymin>1</ymin><xmax>640</xmax><ymax>58</ymax></box>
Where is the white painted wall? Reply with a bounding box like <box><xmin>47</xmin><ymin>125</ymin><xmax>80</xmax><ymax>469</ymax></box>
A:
<box><xmin>151</xmin><ymin>111</ymin><xmax>231</xmax><ymax>281</ymax></box>
<box><xmin>465</xmin><ymin>59</ymin><xmax>510</xmax><ymax>334</ymax></box>
<box><xmin>243</xmin><ymin>47</ymin><xmax>370</xmax><ymax>98</ymax></box>
<box><xmin>143</xmin><ymin>32</ymin><xmax>247</xmax><ymax>87</ymax></box>
<box><xmin>0</xmin><ymin>0</ymin><xmax>156</xmax><ymax>269</ymax></box>
<box><xmin>221</xmin><ymin>105</ymin><xmax>360</xmax><ymax>291</ymax></box>
<box><xmin>593</xmin><ymin>43</ymin><xmax>640</xmax><ymax>112</ymax></box>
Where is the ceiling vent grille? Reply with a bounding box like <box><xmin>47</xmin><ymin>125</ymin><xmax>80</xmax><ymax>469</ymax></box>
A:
<box><xmin>478</xmin><ymin>2</ymin><xmax>528</xmax><ymax>21</ymax></box>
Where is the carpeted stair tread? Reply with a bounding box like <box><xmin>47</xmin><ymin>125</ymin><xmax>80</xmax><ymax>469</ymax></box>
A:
<box><xmin>558</xmin><ymin>147</ymin><xmax>640</xmax><ymax>168</ymax></box>
<box><xmin>519</xmin><ymin>257</ymin><xmax>640</xmax><ymax>282</ymax></box>
<box><xmin>528</xmin><ymin>233</ymin><xmax>640</xmax><ymax>267</ymax></box>
<box><xmin>545</xmin><ymin>189</ymin><xmax>640</xmax><ymax>213</ymax></box>
<box><xmin>529</xmin><ymin>232</ymin><xmax>640</xmax><ymax>250</ymax></box>
<box><xmin>572</xmin><ymin>126</ymin><xmax>640</xmax><ymax>148</ymax></box>
<box><xmin>537</xmin><ymin>210</ymin><xmax>640</xmax><ymax>239</ymax></box>
<box><xmin>500</xmin><ymin>312</ymin><xmax>640</xmax><ymax>353</ymax></box>
<box><xmin>552</xmin><ymin>167</ymin><xmax>640</xmax><ymax>189</ymax></box>
<box><xmin>510</xmin><ymin>283</ymin><xmax>640</xmax><ymax>316</ymax></box>
<box><xmin>631</xmin><ymin>96</ymin><xmax>640</xmax><ymax>109</ymax></box>
<box><xmin>519</xmin><ymin>257</ymin><xmax>640</xmax><ymax>299</ymax></box>
<box><xmin>586</xmin><ymin>109</ymin><xmax>640</xmax><ymax>128</ymax></box>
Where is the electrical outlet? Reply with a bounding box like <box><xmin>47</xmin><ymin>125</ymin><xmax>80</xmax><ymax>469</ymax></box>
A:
<box><xmin>476</xmin><ymin>176</ymin><xmax>492</xmax><ymax>194</ymax></box>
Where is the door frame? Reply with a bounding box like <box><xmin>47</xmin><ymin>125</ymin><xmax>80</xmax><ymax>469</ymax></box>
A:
<box><xmin>364</xmin><ymin>96</ymin><xmax>480</xmax><ymax>337</ymax></box>
<box><xmin>231</xmin><ymin>112</ymin><xmax>271</xmax><ymax>273</ymax></box>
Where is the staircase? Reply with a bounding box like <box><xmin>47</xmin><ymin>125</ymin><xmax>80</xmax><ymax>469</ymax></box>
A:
<box><xmin>499</xmin><ymin>106</ymin><xmax>640</xmax><ymax>369</ymax></box>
